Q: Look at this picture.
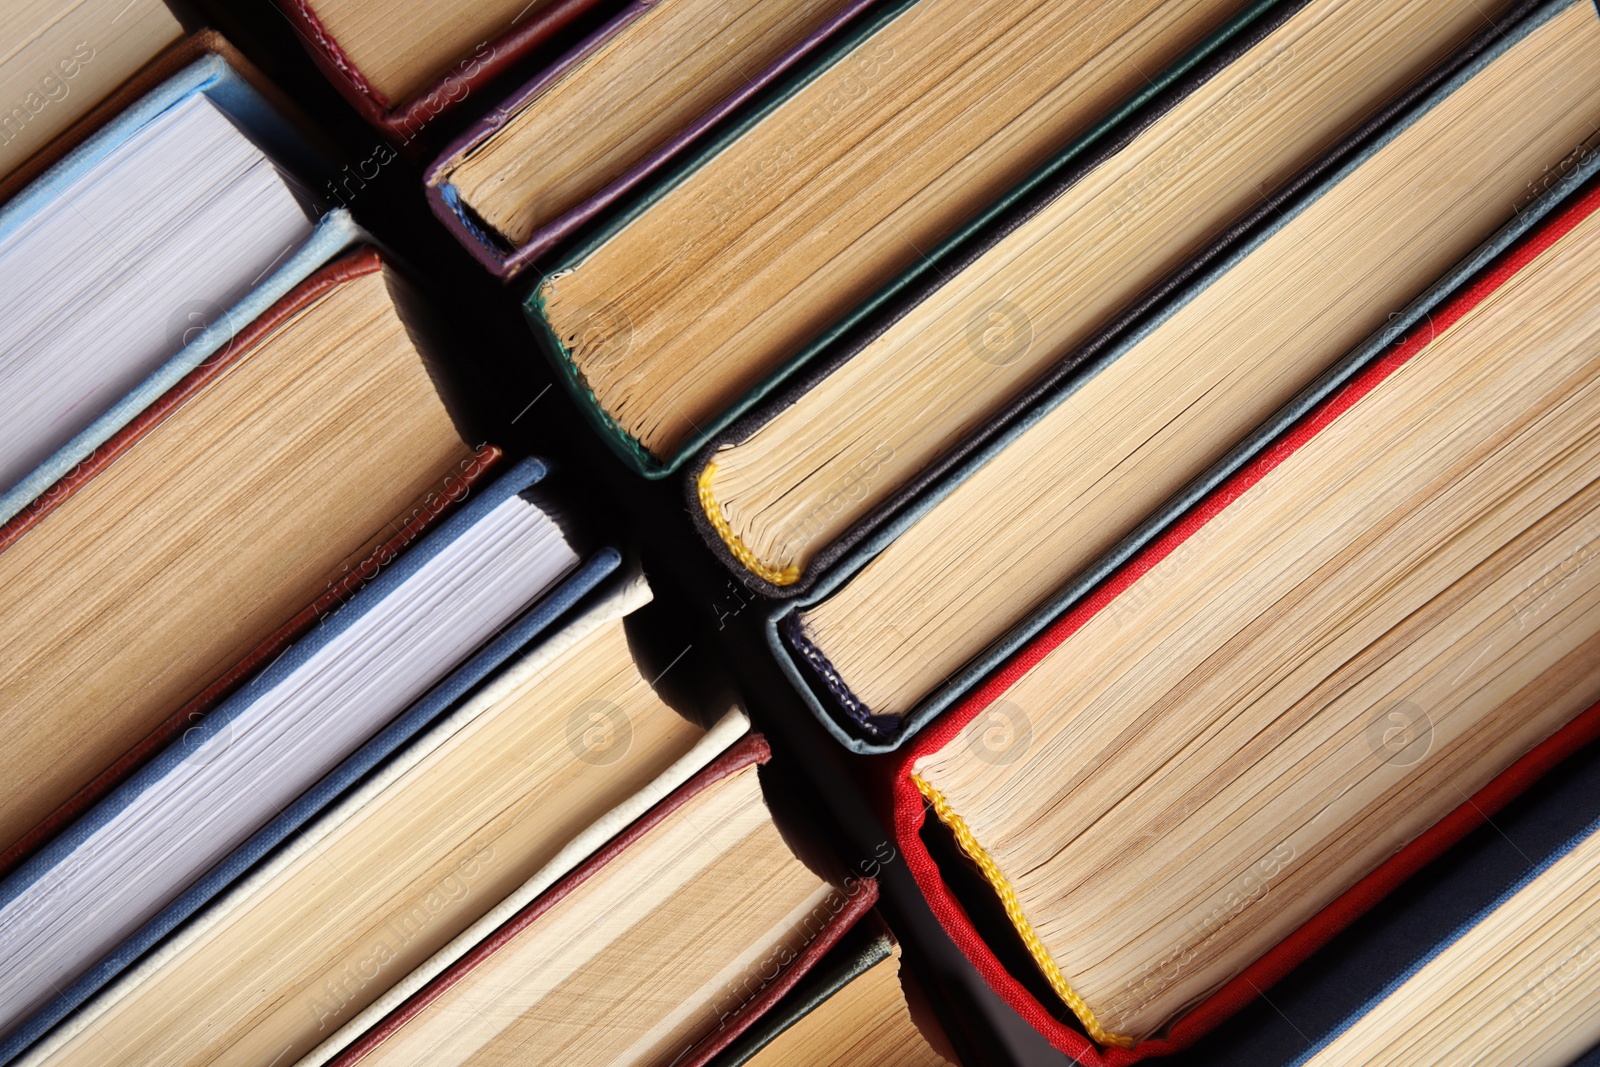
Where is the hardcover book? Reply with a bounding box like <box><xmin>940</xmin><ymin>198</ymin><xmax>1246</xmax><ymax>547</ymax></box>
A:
<box><xmin>426</xmin><ymin>0</ymin><xmax>876</xmax><ymax>276</ymax></box>
<box><xmin>887</xmin><ymin>178</ymin><xmax>1600</xmax><ymax>1062</ymax></box>
<box><xmin>1292</xmin><ymin>806</ymin><xmax>1600</xmax><ymax>1067</ymax></box>
<box><xmin>5</xmin><ymin>3</ymin><xmax>1593</xmax><ymax>1065</ymax></box>
<box><xmin>524</xmin><ymin>0</ymin><xmax>1278</xmax><ymax>475</ymax></box>
<box><xmin>0</xmin><ymin>27</ymin><xmax>326</xmax><ymax>205</ymax></box>
<box><xmin>689</xmin><ymin>0</ymin><xmax>1528</xmax><ymax>596</ymax></box>
<box><xmin>0</xmin><ymin>49</ymin><xmax>359</xmax><ymax>527</ymax></box>
<box><xmin>770</xmin><ymin>0</ymin><xmax>1600</xmax><ymax>750</ymax></box>
<box><xmin>0</xmin><ymin>247</ymin><xmax>498</xmax><ymax>882</ymax></box>
<box><xmin>9</xmin><ymin>568</ymin><xmax>741</xmax><ymax>1067</ymax></box>
<box><xmin>318</xmin><ymin>735</ymin><xmax>877</xmax><ymax>1067</ymax></box>
<box><xmin>1161</xmin><ymin>734</ymin><xmax>1600</xmax><ymax>1067</ymax></box>
<box><xmin>0</xmin><ymin>458</ymin><xmax>617</xmax><ymax>1061</ymax></box>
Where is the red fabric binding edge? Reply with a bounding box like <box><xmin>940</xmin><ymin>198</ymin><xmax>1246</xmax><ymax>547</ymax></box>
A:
<box><xmin>331</xmin><ymin>733</ymin><xmax>879</xmax><ymax>1067</ymax></box>
<box><xmin>890</xmin><ymin>179</ymin><xmax>1600</xmax><ymax>1064</ymax></box>
<box><xmin>278</xmin><ymin>0</ymin><xmax>604</xmax><ymax>140</ymax></box>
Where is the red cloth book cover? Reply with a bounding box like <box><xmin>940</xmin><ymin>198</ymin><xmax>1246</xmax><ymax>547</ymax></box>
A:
<box><xmin>275</xmin><ymin>0</ymin><xmax>604</xmax><ymax>141</ymax></box>
<box><xmin>888</xmin><ymin>179</ymin><xmax>1600</xmax><ymax>1064</ymax></box>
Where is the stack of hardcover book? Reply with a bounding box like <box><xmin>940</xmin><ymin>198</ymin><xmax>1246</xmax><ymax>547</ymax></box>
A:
<box><xmin>423</xmin><ymin>0</ymin><xmax>1600</xmax><ymax>1061</ymax></box>
<box><xmin>0</xmin><ymin>5</ymin><xmax>915</xmax><ymax>1066</ymax></box>
<box><xmin>4</xmin><ymin>0</ymin><xmax>1599</xmax><ymax>1064</ymax></box>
